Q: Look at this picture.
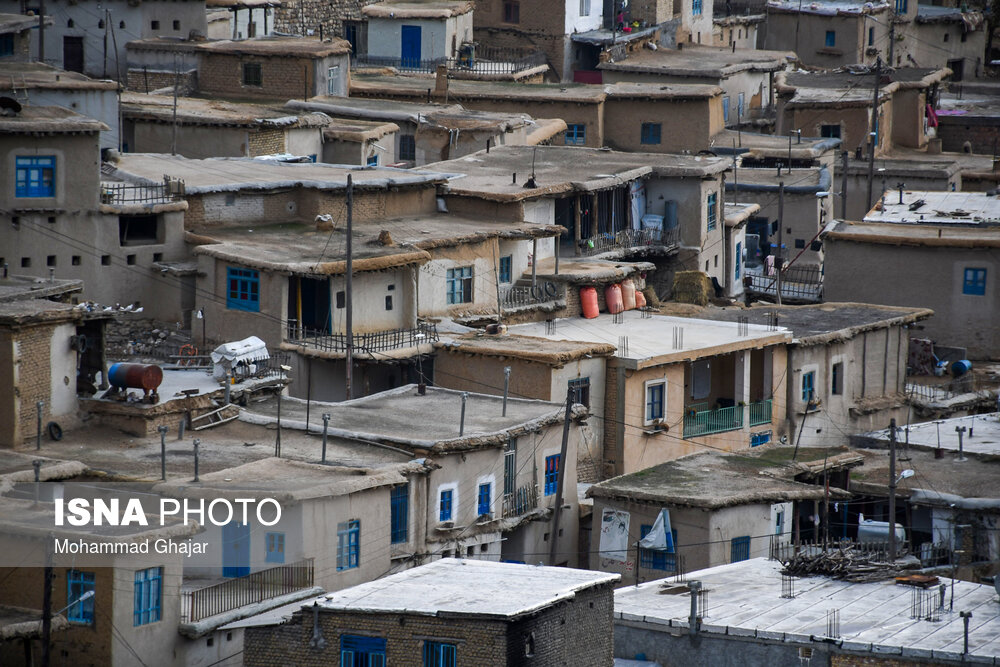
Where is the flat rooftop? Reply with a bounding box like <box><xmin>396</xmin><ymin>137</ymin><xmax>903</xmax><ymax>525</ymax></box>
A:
<box><xmin>315</xmin><ymin>558</ymin><xmax>620</xmax><ymax>618</ymax></box>
<box><xmin>0</xmin><ymin>12</ymin><xmax>49</xmax><ymax>33</ymax></box>
<box><xmin>0</xmin><ymin>105</ymin><xmax>109</xmax><ymax>134</ymax></box>
<box><xmin>362</xmin><ymin>0</ymin><xmax>473</xmax><ymax>17</ymax></box>
<box><xmin>191</xmin><ymin>216</ymin><xmax>560</xmax><ymax>276</ymax></box>
<box><xmin>109</xmin><ymin>153</ymin><xmax>450</xmax><ymax>193</ymax></box>
<box><xmin>290</xmin><ymin>96</ymin><xmax>465</xmax><ymax>124</ymax></box>
<box><xmin>856</xmin><ymin>412</ymin><xmax>1000</xmax><ymax>457</ymax></box>
<box><xmin>727</xmin><ymin>165</ymin><xmax>829</xmax><ymax>192</ymax></box>
<box><xmin>351</xmin><ymin>73</ymin><xmax>722</xmax><ymax>103</ymax></box>
<box><xmin>244</xmin><ymin>385</ymin><xmax>571</xmax><ymax>452</ymax></box>
<box><xmin>671</xmin><ymin>302</ymin><xmax>934</xmax><ymax>345</ymax></box>
<box><xmin>599</xmin><ymin>45</ymin><xmax>792</xmax><ymax>77</ymax></box>
<box><xmin>848</xmin><ymin>445</ymin><xmax>1000</xmax><ymax>503</ymax></box>
<box><xmin>615</xmin><ymin>559</ymin><xmax>1000</xmax><ymax>662</ymax></box>
<box><xmin>424</xmin><ymin>145</ymin><xmax>730</xmax><ymax>202</ymax></box>
<box><xmin>779</xmin><ymin>68</ymin><xmax>947</xmax><ymax>107</ymax></box>
<box><xmin>917</xmin><ymin>4</ymin><xmax>985</xmax><ymax>24</ymax></box>
<box><xmin>767</xmin><ymin>0</ymin><xmax>889</xmax><ymax>15</ymax></box>
<box><xmin>589</xmin><ymin>451</ymin><xmax>838</xmax><ymax>509</ymax></box>
<box><xmin>864</xmin><ymin>190</ymin><xmax>1000</xmax><ymax>226</ymax></box>
<box><xmin>506</xmin><ymin>310</ymin><xmax>791</xmax><ymax>370</ymax></box>
<box><xmin>196</xmin><ymin>36</ymin><xmax>351</xmax><ymax>57</ymax></box>
<box><xmin>437</xmin><ymin>332</ymin><xmax>617</xmax><ymax>367</ymax></box>
<box><xmin>0</xmin><ymin>298</ymin><xmax>86</xmax><ymax>326</ymax></box>
<box><xmin>713</xmin><ymin>129</ymin><xmax>841</xmax><ymax>159</ymax></box>
<box><xmin>824</xmin><ymin>219</ymin><xmax>1000</xmax><ymax>247</ymax></box>
<box><xmin>0</xmin><ymin>61</ymin><xmax>115</xmax><ymax>91</ymax></box>
<box><xmin>724</xmin><ymin>202</ymin><xmax>760</xmax><ymax>226</ymax></box>
<box><xmin>121</xmin><ymin>93</ymin><xmax>331</xmax><ymax>128</ymax></box>
<box><xmin>0</xmin><ymin>275</ymin><xmax>82</xmax><ymax>303</ymax></box>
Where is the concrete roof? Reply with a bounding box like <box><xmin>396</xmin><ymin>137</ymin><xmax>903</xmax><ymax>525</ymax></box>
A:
<box><xmin>916</xmin><ymin>4</ymin><xmax>986</xmax><ymax>26</ymax></box>
<box><xmin>0</xmin><ymin>606</ymin><xmax>69</xmax><ymax>641</ymax></box>
<box><xmin>108</xmin><ymin>153</ymin><xmax>451</xmax><ymax>193</ymax></box>
<box><xmin>727</xmin><ymin>165</ymin><xmax>831</xmax><ymax>194</ymax></box>
<box><xmin>843</xmin><ymin>154</ymin><xmax>961</xmax><ymax>178</ymax></box>
<box><xmin>196</xmin><ymin>36</ymin><xmax>351</xmax><ymax>57</ymax></box>
<box><xmin>0</xmin><ymin>13</ymin><xmax>49</xmax><ymax>33</ymax></box>
<box><xmin>712</xmin><ymin>129</ymin><xmax>841</xmax><ymax>159</ymax></box>
<box><xmin>291</xmin><ymin>96</ymin><xmax>465</xmax><ymax>124</ymax></box>
<box><xmin>153</xmin><ymin>457</ymin><xmax>424</xmax><ymax>502</ymax></box>
<box><xmin>121</xmin><ymin>93</ymin><xmax>331</xmax><ymax>128</ymax></box>
<box><xmin>0</xmin><ymin>105</ymin><xmax>109</xmax><ymax>134</ymax></box>
<box><xmin>856</xmin><ymin>412</ymin><xmax>1000</xmax><ymax>457</ymax></box>
<box><xmin>505</xmin><ymin>310</ymin><xmax>791</xmax><ymax>370</ymax></box>
<box><xmin>598</xmin><ymin>45</ymin><xmax>793</xmax><ymax>78</ymax></box>
<box><xmin>0</xmin><ymin>275</ymin><xmax>83</xmax><ymax>303</ymax></box>
<box><xmin>824</xmin><ymin>219</ymin><xmax>1000</xmax><ymax>247</ymax></box>
<box><xmin>322</xmin><ymin>117</ymin><xmax>400</xmax><ymax>142</ymax></box>
<box><xmin>674</xmin><ymin>302</ymin><xmax>934</xmax><ymax>345</ymax></box>
<box><xmin>362</xmin><ymin>0</ymin><xmax>474</xmax><ymax>18</ymax></box>
<box><xmin>190</xmin><ymin>216</ymin><xmax>561</xmax><ymax>276</ymax></box>
<box><xmin>724</xmin><ymin>202</ymin><xmax>761</xmax><ymax>227</ymax></box>
<box><xmin>424</xmin><ymin>145</ymin><xmax>731</xmax><ymax>203</ymax></box>
<box><xmin>864</xmin><ymin>190</ymin><xmax>1000</xmax><ymax>225</ymax></box>
<box><xmin>766</xmin><ymin>0</ymin><xmax>889</xmax><ymax>15</ymax></box>
<box><xmin>437</xmin><ymin>332</ymin><xmax>617</xmax><ymax>367</ymax></box>
<box><xmin>0</xmin><ymin>62</ymin><xmax>116</xmax><ymax>91</ymax></box>
<box><xmin>777</xmin><ymin>68</ymin><xmax>949</xmax><ymax>108</ymax></box>
<box><xmin>846</xmin><ymin>445</ymin><xmax>1000</xmax><ymax>504</ymax></box>
<box><xmin>615</xmin><ymin>558</ymin><xmax>1000</xmax><ymax>662</ymax></box>
<box><xmin>351</xmin><ymin>73</ymin><xmax>722</xmax><ymax>103</ymax></box>
<box><xmin>588</xmin><ymin>450</ymin><xmax>841</xmax><ymax>509</ymax></box>
<box><xmin>315</xmin><ymin>558</ymin><xmax>620</xmax><ymax>619</ymax></box>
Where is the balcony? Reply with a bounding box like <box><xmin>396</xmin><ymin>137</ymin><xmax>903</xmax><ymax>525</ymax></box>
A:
<box><xmin>580</xmin><ymin>227</ymin><xmax>680</xmax><ymax>258</ymax></box>
<box><xmin>286</xmin><ymin>323</ymin><xmax>438</xmax><ymax>357</ymax></box>
<box><xmin>352</xmin><ymin>46</ymin><xmax>546</xmax><ymax>76</ymax></box>
<box><xmin>100</xmin><ymin>181</ymin><xmax>183</xmax><ymax>206</ymax></box>
<box><xmin>683</xmin><ymin>399</ymin><xmax>772</xmax><ymax>438</ymax></box>
<box><xmin>744</xmin><ymin>264</ymin><xmax>823</xmax><ymax>303</ymax></box>
<box><xmin>749</xmin><ymin>398</ymin><xmax>772</xmax><ymax>427</ymax></box>
<box><xmin>500</xmin><ymin>283</ymin><xmax>565</xmax><ymax>310</ymax></box>
<box><xmin>501</xmin><ymin>482</ymin><xmax>539</xmax><ymax>519</ymax></box>
<box><xmin>180</xmin><ymin>558</ymin><xmax>314</xmax><ymax>623</ymax></box>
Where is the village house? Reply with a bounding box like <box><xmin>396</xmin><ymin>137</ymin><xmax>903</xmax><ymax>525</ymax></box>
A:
<box><xmin>350</xmin><ymin>71</ymin><xmax>727</xmax><ymax>153</ymax></box>
<box><xmin>587</xmin><ymin>449</ymin><xmax>846</xmax><ymax>582</ymax></box>
<box><xmin>597</xmin><ymin>44</ymin><xmax>792</xmax><ymax>130</ymax></box>
<box><xmin>823</xmin><ymin>190</ymin><xmax>1000</xmax><ymax>358</ymax></box>
<box><xmin>614</xmin><ymin>558</ymin><xmax>1000</xmax><ymax>666</ymax></box>
<box><xmin>681</xmin><ymin>302</ymin><xmax>934</xmax><ymax>447</ymax></box>
<box><xmin>712</xmin><ymin>13</ymin><xmax>763</xmax><ymax>50</ymax></box>
<box><xmin>24</xmin><ymin>0</ymin><xmax>208</xmax><ymax>79</ymax></box>
<box><xmin>839</xmin><ymin>153</ymin><xmax>960</xmax><ymax>221</ymax></box>
<box><xmin>0</xmin><ymin>13</ymin><xmax>44</xmax><ymax>63</ymax></box>
<box><xmin>319</xmin><ymin>116</ymin><xmax>400</xmax><ymax>166</ymax></box>
<box><xmin>358</xmin><ymin>0</ymin><xmax>474</xmax><ymax>69</ymax></box>
<box><xmin>207</xmin><ymin>0</ymin><xmax>281</xmax><ymax>41</ymax></box>
<box><xmin>911</xmin><ymin>5</ymin><xmax>986</xmax><ymax>81</ymax></box>
<box><xmin>120</xmin><ymin>93</ymin><xmax>332</xmax><ymax>159</ymax></box>
<box><xmin>240</xmin><ymin>559</ymin><xmax>619</xmax><ymax>666</ymax></box>
<box><xmin>763</xmin><ymin>0</ymin><xmax>893</xmax><ymax>69</ymax></box>
<box><xmin>934</xmin><ymin>91</ymin><xmax>1000</xmax><ymax>156</ymax></box>
<box><xmin>0</xmin><ymin>61</ymin><xmax>120</xmax><ymax>150</ymax></box>
<box><xmin>0</xmin><ymin>106</ymin><xmax>191</xmax><ymax>322</ymax></box>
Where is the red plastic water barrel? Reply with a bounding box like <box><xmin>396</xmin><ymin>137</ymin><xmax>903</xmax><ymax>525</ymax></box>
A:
<box><xmin>621</xmin><ymin>279</ymin><xmax>637</xmax><ymax>310</ymax></box>
<box><xmin>580</xmin><ymin>286</ymin><xmax>599</xmax><ymax>319</ymax></box>
<box><xmin>108</xmin><ymin>363</ymin><xmax>164</xmax><ymax>392</ymax></box>
<box><xmin>605</xmin><ymin>283</ymin><xmax>624</xmax><ymax>314</ymax></box>
<box><xmin>635</xmin><ymin>290</ymin><xmax>647</xmax><ymax>309</ymax></box>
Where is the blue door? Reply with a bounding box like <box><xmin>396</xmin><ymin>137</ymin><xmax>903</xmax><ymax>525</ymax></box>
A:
<box><xmin>222</xmin><ymin>522</ymin><xmax>251</xmax><ymax>577</ymax></box>
<box><xmin>401</xmin><ymin>25</ymin><xmax>421</xmax><ymax>68</ymax></box>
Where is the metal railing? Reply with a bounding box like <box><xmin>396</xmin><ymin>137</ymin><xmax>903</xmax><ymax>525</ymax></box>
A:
<box><xmin>100</xmin><ymin>182</ymin><xmax>180</xmax><ymax>205</ymax></box>
<box><xmin>352</xmin><ymin>51</ymin><xmax>545</xmax><ymax>75</ymax></box>
<box><xmin>501</xmin><ymin>482</ymin><xmax>538</xmax><ymax>519</ymax></box>
<box><xmin>286</xmin><ymin>323</ymin><xmax>438</xmax><ymax>354</ymax></box>
<box><xmin>684</xmin><ymin>404</ymin><xmax>743</xmax><ymax>438</ymax></box>
<box><xmin>500</xmin><ymin>283</ymin><xmax>564</xmax><ymax>309</ymax></box>
<box><xmin>770</xmin><ymin>539</ymin><xmax>899</xmax><ymax>564</ymax></box>
<box><xmin>580</xmin><ymin>227</ymin><xmax>680</xmax><ymax>257</ymax></box>
<box><xmin>748</xmin><ymin>398</ymin><xmax>772</xmax><ymax>426</ymax></box>
<box><xmin>906</xmin><ymin>377</ymin><xmax>989</xmax><ymax>403</ymax></box>
<box><xmin>744</xmin><ymin>265</ymin><xmax>823</xmax><ymax>302</ymax></box>
<box><xmin>181</xmin><ymin>558</ymin><xmax>314</xmax><ymax>623</ymax></box>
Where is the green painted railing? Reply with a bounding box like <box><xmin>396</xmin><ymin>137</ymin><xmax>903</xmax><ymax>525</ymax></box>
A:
<box><xmin>684</xmin><ymin>404</ymin><xmax>743</xmax><ymax>438</ymax></box>
<box><xmin>749</xmin><ymin>399</ymin><xmax>772</xmax><ymax>427</ymax></box>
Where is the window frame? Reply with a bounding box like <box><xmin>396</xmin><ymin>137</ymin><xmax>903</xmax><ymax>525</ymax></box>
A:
<box><xmin>226</xmin><ymin>267</ymin><xmax>260</xmax><ymax>312</ymax></box>
<box><xmin>423</xmin><ymin>641</ymin><xmax>457</xmax><ymax>667</ymax></box>
<box><xmin>723</xmin><ymin>96</ymin><xmax>730</xmax><ymax>124</ymax></box>
<box><xmin>731</xmin><ymin>535</ymin><xmax>751</xmax><ymax>563</ymax></box>
<box><xmin>67</xmin><ymin>570</ymin><xmax>96</xmax><ymax>625</ymax></box>
<box><xmin>692</xmin><ymin>0</ymin><xmax>703</xmax><ymax>15</ymax></box>
<box><xmin>242</xmin><ymin>62</ymin><xmax>263</xmax><ymax>87</ymax></box>
<box><xmin>820</xmin><ymin>124</ymin><xmax>841</xmax><ymax>139</ymax></box>
<box><xmin>265</xmin><ymin>532</ymin><xmax>285</xmax><ymax>564</ymax></box>
<box><xmin>478</xmin><ymin>482</ymin><xmax>491</xmax><ymax>517</ymax></box>
<box><xmin>734</xmin><ymin>241</ymin><xmax>741</xmax><ymax>281</ymax></box>
<box><xmin>446</xmin><ymin>266</ymin><xmax>473</xmax><ymax>305</ymax></box>
<box><xmin>399</xmin><ymin>134</ymin><xmax>416</xmax><ymax>162</ymax></box>
<box><xmin>336</xmin><ymin>519</ymin><xmax>360</xmax><ymax>571</ymax></box>
<box><xmin>639</xmin><ymin>525</ymin><xmax>677</xmax><ymax>571</ymax></box>
<box><xmin>498</xmin><ymin>255</ymin><xmax>513</xmax><ymax>284</ymax></box>
<box><xmin>502</xmin><ymin>0</ymin><xmax>520</xmax><ymax>23</ymax></box>
<box><xmin>645</xmin><ymin>379</ymin><xmax>665</xmax><ymax>424</ymax></box>
<box><xmin>544</xmin><ymin>454</ymin><xmax>560</xmax><ymax>496</ymax></box>
<box><xmin>569</xmin><ymin>377</ymin><xmax>591</xmax><ymax>408</ymax></box>
<box><xmin>831</xmin><ymin>361</ymin><xmax>843</xmax><ymax>396</ymax></box>
<box><xmin>0</xmin><ymin>34</ymin><xmax>14</xmax><ymax>57</ymax></box>
<box><xmin>802</xmin><ymin>370</ymin><xmax>816</xmax><ymax>403</ymax></box>
<box><xmin>341</xmin><ymin>634</ymin><xmax>387</xmax><ymax>667</ymax></box>
<box><xmin>579</xmin><ymin>0</ymin><xmax>591</xmax><ymax>15</ymax></box>
<box><xmin>565</xmin><ymin>123</ymin><xmax>586</xmax><ymax>146</ymax></box>
<box><xmin>439</xmin><ymin>487</ymin><xmax>454</xmax><ymax>522</ymax></box>
<box><xmin>133</xmin><ymin>566</ymin><xmax>162</xmax><ymax>626</ymax></box>
<box><xmin>963</xmin><ymin>267</ymin><xmax>986</xmax><ymax>296</ymax></box>
<box><xmin>707</xmin><ymin>192</ymin><xmax>718</xmax><ymax>231</ymax></box>
<box><xmin>824</xmin><ymin>30</ymin><xmax>836</xmax><ymax>47</ymax></box>
<box><xmin>15</xmin><ymin>156</ymin><xmax>56</xmax><ymax>198</ymax></box>
<box><xmin>640</xmin><ymin>122</ymin><xmax>662</xmax><ymax>145</ymax></box>
<box><xmin>391</xmin><ymin>484</ymin><xmax>409</xmax><ymax>544</ymax></box>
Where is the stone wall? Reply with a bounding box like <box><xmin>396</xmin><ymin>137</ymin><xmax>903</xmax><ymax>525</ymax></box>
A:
<box><xmin>272</xmin><ymin>0</ymin><xmax>379</xmax><ymax>40</ymax></box>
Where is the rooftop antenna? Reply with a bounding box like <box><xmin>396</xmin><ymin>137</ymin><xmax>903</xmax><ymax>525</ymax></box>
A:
<box><xmin>523</xmin><ymin>147</ymin><xmax>538</xmax><ymax>189</ymax></box>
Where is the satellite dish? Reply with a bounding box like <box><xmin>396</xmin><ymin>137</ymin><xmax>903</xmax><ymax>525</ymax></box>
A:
<box><xmin>0</xmin><ymin>97</ymin><xmax>22</xmax><ymax>115</ymax></box>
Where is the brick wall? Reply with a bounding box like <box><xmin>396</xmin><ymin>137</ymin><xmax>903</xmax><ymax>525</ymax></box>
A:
<box><xmin>199</xmin><ymin>52</ymin><xmax>315</xmax><ymax>100</ymax></box>
<box><xmin>1</xmin><ymin>323</ymin><xmax>56</xmax><ymax>447</ymax></box>
<box><xmin>830</xmin><ymin>656</ymin><xmax>929</xmax><ymax>667</ymax></box>
<box><xmin>937</xmin><ymin>117</ymin><xmax>1000</xmax><ymax>155</ymax></box>
<box><xmin>603</xmin><ymin>360</ymin><xmax>621</xmax><ymax>479</ymax></box>
<box><xmin>507</xmin><ymin>584</ymin><xmax>615</xmax><ymax>666</ymax></box>
<box><xmin>248</xmin><ymin>128</ymin><xmax>287</xmax><ymax>156</ymax></box>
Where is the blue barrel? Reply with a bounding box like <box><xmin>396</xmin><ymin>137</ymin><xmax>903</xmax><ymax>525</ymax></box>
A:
<box><xmin>108</xmin><ymin>363</ymin><xmax>163</xmax><ymax>391</ymax></box>
<box><xmin>950</xmin><ymin>359</ymin><xmax>972</xmax><ymax>377</ymax></box>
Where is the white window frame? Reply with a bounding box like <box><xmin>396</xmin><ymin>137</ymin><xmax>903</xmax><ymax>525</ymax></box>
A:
<box><xmin>644</xmin><ymin>378</ymin><xmax>667</xmax><ymax>425</ymax></box>
<box><xmin>327</xmin><ymin>66</ymin><xmax>340</xmax><ymax>95</ymax></box>
<box><xmin>579</xmin><ymin>0</ymin><xmax>591</xmax><ymax>16</ymax></box>
<box><xmin>799</xmin><ymin>363</ymin><xmax>819</xmax><ymax>407</ymax></box>
<box><xmin>436</xmin><ymin>481</ymin><xmax>459</xmax><ymax>524</ymax></box>
<box><xmin>476</xmin><ymin>473</ymin><xmax>496</xmax><ymax>518</ymax></box>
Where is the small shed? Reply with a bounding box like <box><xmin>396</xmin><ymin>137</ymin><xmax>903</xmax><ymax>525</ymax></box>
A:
<box><xmin>362</xmin><ymin>0</ymin><xmax>474</xmax><ymax>66</ymax></box>
<box><xmin>211</xmin><ymin>336</ymin><xmax>269</xmax><ymax>379</ymax></box>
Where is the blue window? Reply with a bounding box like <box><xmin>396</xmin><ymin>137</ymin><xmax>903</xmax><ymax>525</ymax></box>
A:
<box><xmin>499</xmin><ymin>255</ymin><xmax>512</xmax><ymax>284</ymax></box>
<box><xmin>692</xmin><ymin>0</ymin><xmax>702</xmax><ymax>14</ymax></box>
<box><xmin>868</xmin><ymin>27</ymin><xmax>875</xmax><ymax>46</ymax></box>
<box><xmin>226</xmin><ymin>267</ymin><xmax>260</xmax><ymax>311</ymax></box>
<box><xmin>446</xmin><ymin>266</ymin><xmax>473</xmax><ymax>305</ymax></box>
<box><xmin>735</xmin><ymin>241</ymin><xmax>741</xmax><ymax>280</ymax></box>
<box><xmin>366</xmin><ymin>154</ymin><xmax>378</xmax><ymax>167</ymax></box>
<box><xmin>133</xmin><ymin>567</ymin><xmax>162</xmax><ymax>626</ymax></box>
<box><xmin>737</xmin><ymin>92</ymin><xmax>745</xmax><ymax>119</ymax></box>
<box><xmin>895</xmin><ymin>0</ymin><xmax>907</xmax><ymax>12</ymax></box>
<box><xmin>639</xmin><ymin>526</ymin><xmax>678</xmax><ymax>571</ymax></box>
<box><xmin>731</xmin><ymin>535</ymin><xmax>751</xmax><ymax>562</ymax></box>
<box><xmin>337</xmin><ymin>520</ymin><xmax>360</xmax><ymax>571</ymax></box>
<box><xmin>439</xmin><ymin>489</ymin><xmax>453</xmax><ymax>522</ymax></box>
<box><xmin>640</xmin><ymin>122</ymin><xmax>661</xmax><ymax>145</ymax></box>
<box><xmin>723</xmin><ymin>97</ymin><xmax>730</xmax><ymax>123</ymax></box>
<box><xmin>963</xmin><ymin>268</ymin><xmax>986</xmax><ymax>295</ymax></box>
<box><xmin>569</xmin><ymin>377</ymin><xmax>591</xmax><ymax>408</ymax></box>
<box><xmin>423</xmin><ymin>641</ymin><xmax>456</xmax><ymax>667</ymax></box>
<box><xmin>802</xmin><ymin>371</ymin><xmax>815</xmax><ymax>403</ymax></box>
<box><xmin>67</xmin><ymin>570</ymin><xmax>95</xmax><ymax>625</ymax></box>
<box><xmin>391</xmin><ymin>484</ymin><xmax>409</xmax><ymax>543</ymax></box>
<box><xmin>775</xmin><ymin>510</ymin><xmax>784</xmax><ymax>535</ymax></box>
<box><xmin>825</xmin><ymin>30</ymin><xmax>836</xmax><ymax>47</ymax></box>
<box><xmin>565</xmin><ymin>123</ymin><xmax>586</xmax><ymax>145</ymax></box>
<box><xmin>750</xmin><ymin>431</ymin><xmax>772</xmax><ymax>447</ymax></box>
<box><xmin>265</xmin><ymin>532</ymin><xmax>285</xmax><ymax>563</ymax></box>
<box><xmin>707</xmin><ymin>192</ymin><xmax>718</xmax><ymax>231</ymax></box>
<box><xmin>0</xmin><ymin>34</ymin><xmax>14</xmax><ymax>57</ymax></box>
<box><xmin>544</xmin><ymin>454</ymin><xmax>560</xmax><ymax>496</ymax></box>
<box><xmin>341</xmin><ymin>635</ymin><xmax>386</xmax><ymax>667</ymax></box>
<box><xmin>646</xmin><ymin>381</ymin><xmax>664</xmax><ymax>422</ymax></box>
<box><xmin>478</xmin><ymin>482</ymin><xmax>491</xmax><ymax>517</ymax></box>
<box><xmin>15</xmin><ymin>156</ymin><xmax>55</xmax><ymax>198</ymax></box>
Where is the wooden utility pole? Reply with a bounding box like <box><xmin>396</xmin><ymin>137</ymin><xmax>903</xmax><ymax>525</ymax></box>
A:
<box><xmin>548</xmin><ymin>389</ymin><xmax>573</xmax><ymax>566</ymax></box>
<box><xmin>866</xmin><ymin>58</ymin><xmax>882</xmax><ymax>212</ymax></box>
<box><xmin>171</xmin><ymin>54</ymin><xmax>179</xmax><ymax>155</ymax></box>
<box><xmin>345</xmin><ymin>174</ymin><xmax>354</xmax><ymax>400</ymax></box>
<box><xmin>776</xmin><ymin>181</ymin><xmax>784</xmax><ymax>305</ymax></box>
<box><xmin>888</xmin><ymin>417</ymin><xmax>898</xmax><ymax>561</ymax></box>
<box><xmin>38</xmin><ymin>0</ymin><xmax>45</xmax><ymax>64</ymax></box>
<box><xmin>840</xmin><ymin>150</ymin><xmax>849</xmax><ymax>219</ymax></box>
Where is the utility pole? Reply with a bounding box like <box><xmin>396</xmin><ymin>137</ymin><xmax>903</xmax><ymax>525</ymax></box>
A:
<box><xmin>840</xmin><ymin>150</ymin><xmax>849</xmax><ymax>219</ymax></box>
<box><xmin>887</xmin><ymin>16</ymin><xmax>896</xmax><ymax>68</ymax></box>
<box><xmin>888</xmin><ymin>417</ymin><xmax>897</xmax><ymax>562</ymax></box>
<box><xmin>866</xmin><ymin>58</ymin><xmax>882</xmax><ymax>212</ymax></box>
<box><xmin>345</xmin><ymin>174</ymin><xmax>354</xmax><ymax>401</ymax></box>
<box><xmin>776</xmin><ymin>181</ymin><xmax>784</xmax><ymax>305</ymax></box>
<box><xmin>38</xmin><ymin>0</ymin><xmax>45</xmax><ymax>64</ymax></box>
<box><xmin>548</xmin><ymin>389</ymin><xmax>573</xmax><ymax>566</ymax></box>
<box><xmin>171</xmin><ymin>53</ymin><xmax>179</xmax><ymax>156</ymax></box>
